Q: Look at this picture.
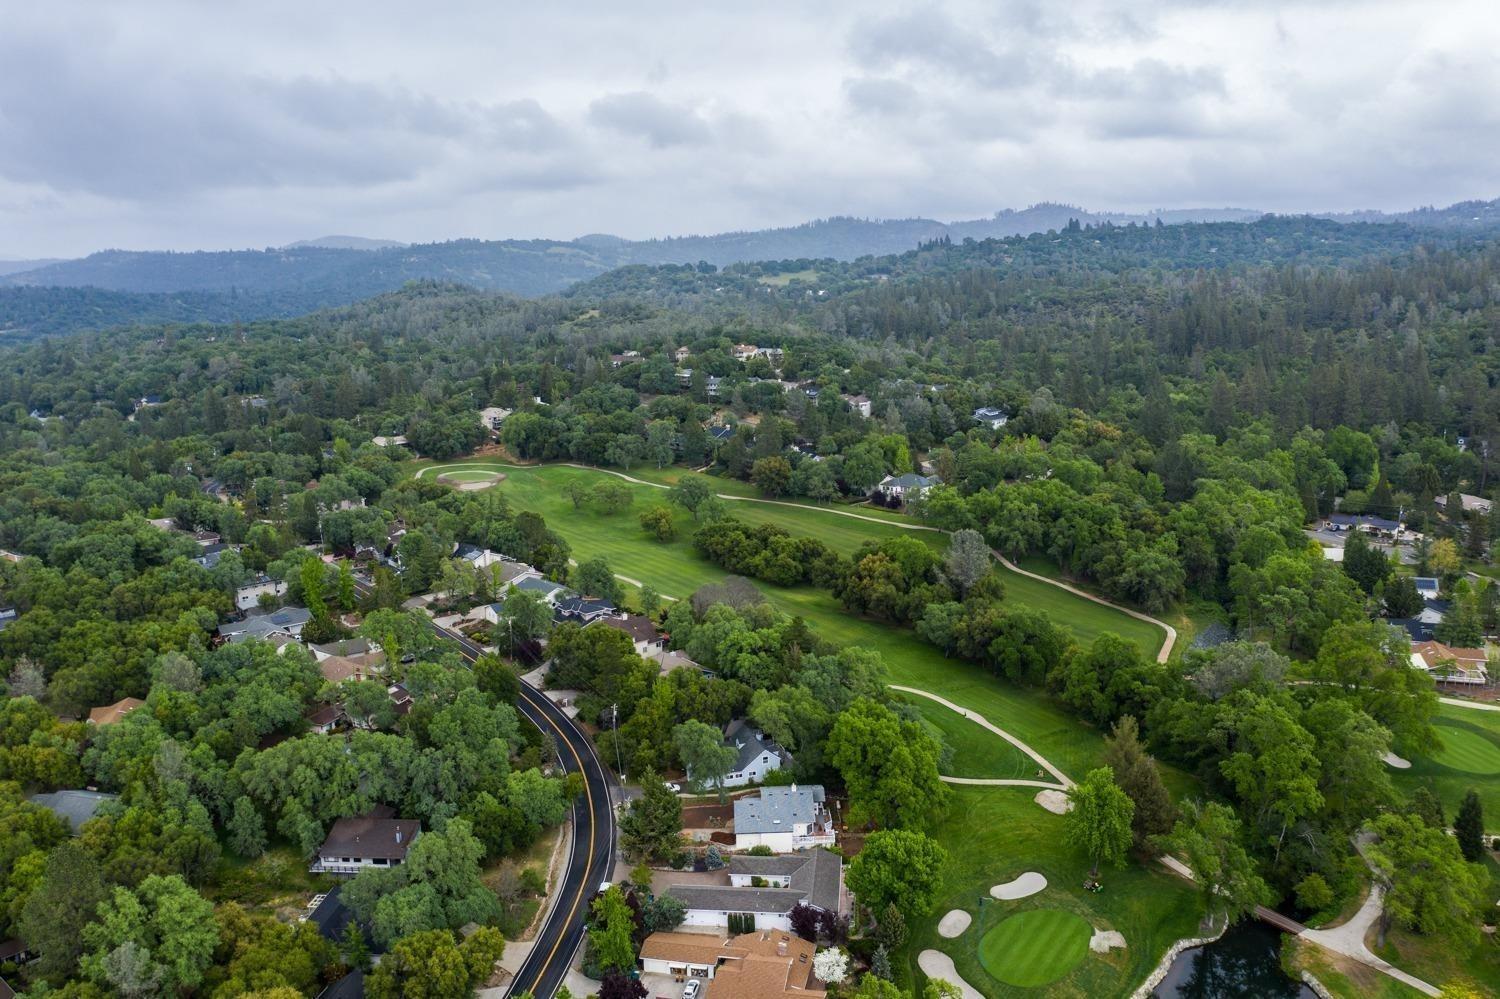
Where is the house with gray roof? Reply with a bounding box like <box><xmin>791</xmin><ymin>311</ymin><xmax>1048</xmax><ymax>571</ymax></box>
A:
<box><xmin>29</xmin><ymin>790</ymin><xmax>119</xmax><ymax>833</ymax></box>
<box><xmin>872</xmin><ymin>472</ymin><xmax>940</xmax><ymax>501</ymax></box>
<box><xmin>513</xmin><ymin>576</ymin><xmax>569</xmax><ymax>604</ymax></box>
<box><xmin>217</xmin><ymin>605</ymin><xmax>312</xmax><ymax>643</ymax></box>
<box><xmin>733</xmin><ymin>784</ymin><xmax>833</xmax><ymax>851</ymax></box>
<box><xmin>668</xmin><ymin>848</ymin><xmax>843</xmax><ymax>932</ymax></box>
<box><xmin>697</xmin><ymin>720</ymin><xmax>791</xmax><ymax>790</ymax></box>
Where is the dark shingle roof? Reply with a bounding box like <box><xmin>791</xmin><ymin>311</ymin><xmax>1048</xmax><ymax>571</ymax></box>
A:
<box><xmin>319</xmin><ymin>817</ymin><xmax>420</xmax><ymax>861</ymax></box>
<box><xmin>667</xmin><ymin>884</ymin><xmax>805</xmax><ymax>915</ymax></box>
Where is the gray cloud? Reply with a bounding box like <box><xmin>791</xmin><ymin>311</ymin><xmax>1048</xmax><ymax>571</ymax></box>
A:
<box><xmin>0</xmin><ymin>0</ymin><xmax>1493</xmax><ymax>257</ymax></box>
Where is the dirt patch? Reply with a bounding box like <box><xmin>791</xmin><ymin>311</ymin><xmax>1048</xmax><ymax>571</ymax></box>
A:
<box><xmin>680</xmin><ymin>803</ymin><xmax>733</xmax><ymax>828</ymax></box>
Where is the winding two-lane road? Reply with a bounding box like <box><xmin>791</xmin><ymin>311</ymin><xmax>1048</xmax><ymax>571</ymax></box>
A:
<box><xmin>355</xmin><ymin>579</ymin><xmax>616</xmax><ymax>999</ymax></box>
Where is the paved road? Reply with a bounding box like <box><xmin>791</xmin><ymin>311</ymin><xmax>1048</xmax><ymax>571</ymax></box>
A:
<box><xmin>355</xmin><ymin>578</ymin><xmax>616</xmax><ymax>999</ymax></box>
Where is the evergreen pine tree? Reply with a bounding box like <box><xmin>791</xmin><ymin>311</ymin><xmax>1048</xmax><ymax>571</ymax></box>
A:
<box><xmin>1455</xmin><ymin>790</ymin><xmax>1485</xmax><ymax>863</ymax></box>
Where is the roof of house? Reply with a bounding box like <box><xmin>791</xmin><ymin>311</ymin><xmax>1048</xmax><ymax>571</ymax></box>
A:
<box><xmin>878</xmin><ymin>473</ymin><xmax>939</xmax><ymax>490</ymax></box>
<box><xmin>310</xmin><ymin>637</ymin><xmax>375</xmax><ymax>658</ymax></box>
<box><xmin>219</xmin><ymin>606</ymin><xmax>313</xmax><ymax>638</ymax></box>
<box><xmin>307</xmin><ymin>705</ymin><xmax>345</xmax><ymax>727</ymax></box>
<box><xmin>973</xmin><ymin>406</ymin><xmax>1007</xmax><ymax>418</ymax></box>
<box><xmin>1329</xmin><ymin>513</ymin><xmax>1402</xmax><ymax>531</ymax></box>
<box><xmin>496</xmin><ymin>561</ymin><xmax>538</xmax><ymax>584</ymax></box>
<box><xmin>639</xmin><ymin>930</ymin><xmax>734</xmax><ymax>966</ymax></box>
<box><xmin>87</xmin><ymin>697</ymin><xmax>145</xmax><ymax>726</ymax></box>
<box><xmin>319</xmin><ymin>652</ymin><xmax>384</xmax><ymax>685</ymax></box>
<box><xmin>596</xmin><ymin>613</ymin><xmax>659</xmax><ymax>644</ymax></box>
<box><xmin>709</xmin><ymin>425</ymin><xmax>735</xmax><ymax>441</ymax></box>
<box><xmin>733</xmin><ymin>784</ymin><xmax>825</xmax><ymax>834</ymax></box>
<box><xmin>28</xmin><ymin>789</ymin><xmax>119</xmax><ymax>831</ymax></box>
<box><xmin>556</xmin><ymin>595</ymin><xmax>615</xmax><ymax>616</ymax></box>
<box><xmin>1388</xmin><ymin>617</ymin><xmax>1437</xmax><ymax>642</ymax></box>
<box><xmin>713</xmin><ymin>931</ymin><xmax>822</xmax><ymax>999</ymax></box>
<box><xmin>653</xmin><ymin>649</ymin><xmax>702</xmax><ymax>676</ymax></box>
<box><xmin>724</xmin><ymin>719</ymin><xmax>787</xmax><ymax>773</ymax></box>
<box><xmin>514</xmin><ymin>576</ymin><xmax>567</xmax><ymax>596</ymax></box>
<box><xmin>729</xmin><ymin>849</ymin><xmax>841</xmax><ymax>912</ymax></box>
<box><xmin>1412</xmin><ymin>576</ymin><xmax>1440</xmax><ymax>590</ymax></box>
<box><xmin>1412</xmin><ymin>641</ymin><xmax>1489</xmax><ymax>669</ymax></box>
<box><xmin>319</xmin><ymin>816</ymin><xmax>420</xmax><ymax>860</ymax></box>
<box><xmin>667</xmin><ymin>884</ymin><xmax>806</xmax><ymax>915</ymax></box>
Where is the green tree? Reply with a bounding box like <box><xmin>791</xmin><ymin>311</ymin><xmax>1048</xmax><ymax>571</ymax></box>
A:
<box><xmin>228</xmin><ymin>795</ymin><xmax>267</xmax><ymax>858</ymax></box>
<box><xmin>495</xmin><ymin>588</ymin><xmax>554</xmax><ymax>653</ymax></box>
<box><xmin>1454</xmin><ymin>790</ymin><xmax>1485</xmax><ymax>863</ymax></box>
<box><xmin>669</xmin><ymin>476</ymin><xmax>714</xmax><ymax>519</ymax></box>
<box><xmin>1064</xmin><ymin>767</ymin><xmax>1134</xmax><ymax>877</ymax></box>
<box><xmin>751</xmin><ymin>456</ymin><xmax>793</xmax><ymax>497</ymax></box>
<box><xmin>592</xmin><ymin>480</ymin><xmax>633</xmax><ymax>515</ymax></box>
<box><xmin>573</xmin><ymin>556</ymin><xmax>624</xmax><ymax>603</ymax></box>
<box><xmin>846</xmin><ymin>830</ymin><xmax>947</xmax><ymax>920</ymax></box>
<box><xmin>18</xmin><ymin>841</ymin><xmax>107</xmax><ymax>980</ymax></box>
<box><xmin>619</xmin><ymin>770</ymin><xmax>683</xmax><ymax>863</ymax></box>
<box><xmin>588</xmin><ymin>885</ymin><xmax>636</xmax><ymax>975</ymax></box>
<box><xmin>1155</xmin><ymin>800</ymin><xmax>1270</xmax><ymax>927</ymax></box>
<box><xmin>943</xmin><ymin>529</ymin><xmax>991</xmax><ymax>596</ymax></box>
<box><xmin>81</xmin><ymin>874</ymin><xmax>217</xmax><ymax>994</ymax></box>
<box><xmin>366</xmin><ymin>927</ymin><xmax>504</xmax><ymax>999</ymax></box>
<box><xmin>827</xmin><ymin>698</ymin><xmax>948</xmax><ymax>831</ymax></box>
<box><xmin>1367</xmin><ymin>811</ymin><xmax>1488</xmax><ymax>948</ymax></box>
<box><xmin>1383</xmin><ymin>574</ymin><xmax>1424</xmax><ymax>618</ymax></box>
<box><xmin>638</xmin><ymin>506</ymin><xmax>677</xmax><ymax>542</ymax></box>
<box><xmin>1340</xmin><ymin>530</ymin><xmax>1391</xmax><ymax>595</ymax></box>
<box><xmin>1102</xmin><ymin>716</ymin><xmax>1176</xmax><ymax>850</ymax></box>
<box><xmin>672</xmin><ymin>720</ymin><xmax>737</xmax><ymax>801</ymax></box>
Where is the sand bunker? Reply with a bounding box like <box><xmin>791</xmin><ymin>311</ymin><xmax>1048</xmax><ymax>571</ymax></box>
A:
<box><xmin>1089</xmin><ymin>929</ymin><xmax>1127</xmax><ymax>953</ymax></box>
<box><xmin>1381</xmin><ymin>751</ymin><xmax>1412</xmax><ymax>769</ymax></box>
<box><xmin>991</xmin><ymin>872</ymin><xmax>1047</xmax><ymax>900</ymax></box>
<box><xmin>1035</xmin><ymin>789</ymin><xmax>1072</xmax><ymax>814</ymax></box>
<box><xmin>436</xmin><ymin>470</ymin><xmax>506</xmax><ymax>492</ymax></box>
<box><xmin>917</xmin><ymin>951</ymin><xmax>985</xmax><ymax>999</ymax></box>
<box><xmin>937</xmin><ymin>910</ymin><xmax>972</xmax><ymax>938</ymax></box>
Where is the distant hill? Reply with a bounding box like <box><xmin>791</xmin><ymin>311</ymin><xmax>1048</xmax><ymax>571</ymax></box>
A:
<box><xmin>283</xmin><ymin>235</ymin><xmax>407</xmax><ymax>250</ymax></box>
<box><xmin>3</xmin><ymin>198</ymin><xmax>1496</xmax><ymax>333</ymax></box>
<box><xmin>0</xmin><ymin>258</ymin><xmax>65</xmax><ymax>278</ymax></box>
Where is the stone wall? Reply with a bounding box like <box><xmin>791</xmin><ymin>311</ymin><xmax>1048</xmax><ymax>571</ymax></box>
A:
<box><xmin>1128</xmin><ymin>921</ymin><xmax>1227</xmax><ymax>999</ymax></box>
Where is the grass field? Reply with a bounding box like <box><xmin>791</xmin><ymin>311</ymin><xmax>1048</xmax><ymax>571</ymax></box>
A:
<box><xmin>977</xmin><ymin>909</ymin><xmax>1093</xmax><ymax>987</ymax></box>
<box><xmin>909</xmin><ymin>786</ymin><xmax>1203</xmax><ymax>998</ymax></box>
<box><xmin>907</xmin><ymin>697</ymin><xmax>1037</xmax><ymax>780</ymax></box>
<box><xmin>1392</xmin><ymin>705</ymin><xmax>1500</xmax><ymax>824</ymax></box>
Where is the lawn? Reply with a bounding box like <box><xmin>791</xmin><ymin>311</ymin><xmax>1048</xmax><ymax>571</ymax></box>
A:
<box><xmin>1282</xmin><ymin>938</ymin><xmax>1428</xmax><ymax>999</ymax></box>
<box><xmin>906</xmin><ymin>697</ymin><xmax>1037</xmax><ymax>781</ymax></box>
<box><xmin>905</xmin><ymin>786</ymin><xmax>1204</xmax><ymax>998</ymax></box>
<box><xmin>1392</xmin><ymin>705</ymin><xmax>1500</xmax><ymax>825</ymax></box>
<box><xmin>977</xmin><ymin>909</ymin><xmax>1093</xmax><ymax>987</ymax></box>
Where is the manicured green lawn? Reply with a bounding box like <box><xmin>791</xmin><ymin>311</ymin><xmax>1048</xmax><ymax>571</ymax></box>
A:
<box><xmin>1392</xmin><ymin>706</ymin><xmax>1500</xmax><ymax>824</ymax></box>
<box><xmin>906</xmin><ymin>697</ymin><xmax>1036</xmax><ymax>780</ymax></box>
<box><xmin>907</xmin><ymin>786</ymin><xmax>1204</xmax><ymax>998</ymax></box>
<box><xmin>977</xmin><ymin>909</ymin><xmax>1093</xmax><ymax>987</ymax></box>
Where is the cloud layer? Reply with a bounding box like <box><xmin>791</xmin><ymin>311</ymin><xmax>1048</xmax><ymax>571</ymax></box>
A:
<box><xmin>0</xmin><ymin>0</ymin><xmax>1495</xmax><ymax>256</ymax></box>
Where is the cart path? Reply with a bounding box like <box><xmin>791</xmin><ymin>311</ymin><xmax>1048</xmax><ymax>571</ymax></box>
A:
<box><xmin>419</xmin><ymin>460</ymin><xmax>1177</xmax><ymax>662</ymax></box>
<box><xmin>564</xmin><ymin>557</ymin><xmax>677</xmax><ymax>601</ymax></box>
<box><xmin>890</xmin><ymin>684</ymin><xmax>1073</xmax><ymax>789</ymax></box>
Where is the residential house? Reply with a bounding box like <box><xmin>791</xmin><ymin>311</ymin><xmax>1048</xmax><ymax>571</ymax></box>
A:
<box><xmin>311</xmin><ymin>816</ymin><xmax>421</xmax><ymax>874</ymax></box>
<box><xmin>697</xmin><ymin>720</ymin><xmax>790</xmax><ymax>789</ymax></box>
<box><xmin>973</xmin><ymin>406</ymin><xmax>1009</xmax><ymax>430</ymax></box>
<box><xmin>594</xmin><ymin>613</ymin><xmax>665</xmax><ymax>656</ymax></box>
<box><xmin>217</xmin><ymin>606</ymin><xmax>312</xmax><ymax>643</ymax></box>
<box><xmin>1411</xmin><ymin>641</ymin><xmax>1491</xmax><ymax>685</ymax></box>
<box><xmin>872</xmin><ymin>473</ymin><xmax>940</xmax><ymax>501</ymax></box>
<box><xmin>732</xmin><ymin>344</ymin><xmax>759</xmax><ymax>361</ymax></box>
<box><xmin>667</xmin><ymin>850</ymin><xmax>840</xmax><ymax>933</ymax></box>
<box><xmin>513</xmin><ymin>576</ymin><xmax>570</xmax><ymax>605</ymax></box>
<box><xmin>0</xmin><ymin>606</ymin><xmax>16</xmax><ymax>633</ymax></box>
<box><xmin>649</xmin><ymin>647</ymin><xmax>710</xmax><ymax>678</ymax></box>
<box><xmin>192</xmin><ymin>543</ymin><xmax>230</xmax><ymax>570</ymax></box>
<box><xmin>191</xmin><ymin>530</ymin><xmax>221</xmax><ymax>548</ymax></box>
<box><xmin>235</xmin><ymin>574</ymin><xmax>288</xmax><ymax>611</ymax></box>
<box><xmin>388</xmin><ymin>683</ymin><xmax>414</xmax><ymax>716</ymax></box>
<box><xmin>733</xmin><ymin>785</ymin><xmax>835</xmax><ymax>852</ymax></box>
<box><xmin>87</xmin><ymin>698</ymin><xmax>145</xmax><ymax>726</ymax></box>
<box><xmin>708</xmin><ymin>425</ymin><xmax>736</xmax><ymax>445</ymax></box>
<box><xmin>371</xmin><ymin>435</ymin><xmax>407</xmax><ymax>448</ymax></box>
<box><xmin>639</xmin><ymin>930</ymin><xmax>825</xmax><ymax>999</ymax></box>
<box><xmin>28</xmin><ymin>790</ymin><xmax>119</xmax><ymax>832</ymax></box>
<box><xmin>609</xmin><ymin>351</ymin><xmax>642</xmax><ymax>368</ymax></box>
<box><xmin>1418</xmin><ymin>598</ymin><xmax>1450</xmax><ymax>626</ymax></box>
<box><xmin>554</xmin><ymin>595</ymin><xmax>617</xmax><ymax>625</ymax></box>
<box><xmin>1328</xmin><ymin>513</ymin><xmax>1408</xmax><ymax>538</ymax></box>
<box><xmin>1412</xmin><ymin>577</ymin><xmax>1442</xmax><ymax>601</ymax></box>
<box><xmin>479</xmin><ymin>407</ymin><xmax>513</xmax><ymax>432</ymax></box>
<box><xmin>306</xmin><ymin>705</ymin><xmax>346</xmax><ymax>735</ymax></box>
<box><xmin>675</xmin><ymin>346</ymin><xmax>692</xmax><ymax>363</ymax></box>
<box><xmin>1435</xmin><ymin>493</ymin><xmax>1494</xmax><ymax>515</ymax></box>
<box><xmin>841</xmin><ymin>394</ymin><xmax>872</xmax><ymax>418</ymax></box>
<box><xmin>319</xmin><ymin>651</ymin><xmax>386</xmax><ymax>685</ymax></box>
<box><xmin>308</xmin><ymin>637</ymin><xmax>378</xmax><ymax>661</ymax></box>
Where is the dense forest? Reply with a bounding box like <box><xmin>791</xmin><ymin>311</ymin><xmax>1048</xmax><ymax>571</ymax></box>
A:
<box><xmin>0</xmin><ymin>210</ymin><xmax>1498</xmax><ymax>996</ymax></box>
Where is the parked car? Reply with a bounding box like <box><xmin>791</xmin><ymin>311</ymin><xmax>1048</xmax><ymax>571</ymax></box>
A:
<box><xmin>683</xmin><ymin>980</ymin><xmax>702</xmax><ymax>999</ymax></box>
<box><xmin>665</xmin><ymin>782</ymin><xmax>682</xmax><ymax>793</ymax></box>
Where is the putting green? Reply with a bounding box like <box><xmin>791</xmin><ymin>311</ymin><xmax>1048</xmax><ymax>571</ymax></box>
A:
<box><xmin>978</xmin><ymin>909</ymin><xmax>1092</xmax><ymax>987</ymax></box>
<box><xmin>1431</xmin><ymin>723</ymin><xmax>1500</xmax><ymax>775</ymax></box>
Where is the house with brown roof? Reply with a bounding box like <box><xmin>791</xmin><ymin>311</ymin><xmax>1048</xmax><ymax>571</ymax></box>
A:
<box><xmin>639</xmin><ymin>930</ymin><xmax>823</xmax><ymax>999</ymax></box>
<box><xmin>311</xmin><ymin>815</ymin><xmax>421</xmax><ymax>874</ymax></box>
<box><xmin>87</xmin><ymin>697</ymin><xmax>145</xmax><ymax>726</ymax></box>
<box><xmin>1411</xmin><ymin>641</ymin><xmax>1492</xmax><ymax>685</ymax></box>
<box><xmin>592</xmin><ymin>613</ymin><xmax>666</xmax><ymax>657</ymax></box>
<box><xmin>319</xmin><ymin>651</ymin><xmax>386</xmax><ymax>685</ymax></box>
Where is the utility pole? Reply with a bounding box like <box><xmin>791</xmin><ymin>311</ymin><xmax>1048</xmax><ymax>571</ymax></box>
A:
<box><xmin>611</xmin><ymin>703</ymin><xmax>625</xmax><ymax>780</ymax></box>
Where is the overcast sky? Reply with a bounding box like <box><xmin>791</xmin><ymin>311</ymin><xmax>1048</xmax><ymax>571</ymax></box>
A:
<box><xmin>2</xmin><ymin>0</ymin><xmax>1496</xmax><ymax>258</ymax></box>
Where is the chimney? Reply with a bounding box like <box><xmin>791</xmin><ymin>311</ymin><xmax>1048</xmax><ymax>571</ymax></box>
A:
<box><xmin>395</xmin><ymin>829</ymin><xmax>403</xmax><ymax>844</ymax></box>
<box><xmin>791</xmin><ymin>783</ymin><xmax>797</xmax><ymax>794</ymax></box>
<box><xmin>777</xmin><ymin>940</ymin><xmax>787</xmax><ymax>956</ymax></box>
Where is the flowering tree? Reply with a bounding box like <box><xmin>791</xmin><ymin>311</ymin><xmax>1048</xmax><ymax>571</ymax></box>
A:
<box><xmin>812</xmin><ymin>947</ymin><xmax>850</xmax><ymax>985</ymax></box>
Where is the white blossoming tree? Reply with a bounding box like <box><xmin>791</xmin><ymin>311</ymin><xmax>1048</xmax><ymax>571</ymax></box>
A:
<box><xmin>812</xmin><ymin>947</ymin><xmax>849</xmax><ymax>985</ymax></box>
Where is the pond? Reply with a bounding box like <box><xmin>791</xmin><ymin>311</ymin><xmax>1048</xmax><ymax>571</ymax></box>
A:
<box><xmin>1153</xmin><ymin>920</ymin><xmax>1314</xmax><ymax>998</ymax></box>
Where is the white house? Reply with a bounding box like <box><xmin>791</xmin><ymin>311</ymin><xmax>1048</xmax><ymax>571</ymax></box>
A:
<box><xmin>479</xmin><ymin>407</ymin><xmax>512</xmax><ymax>432</ymax></box>
<box><xmin>639</xmin><ymin>929</ymin><xmax>822</xmax><ymax>995</ymax></box>
<box><xmin>842</xmin><ymin>394</ymin><xmax>872</xmax><ymax>418</ymax></box>
<box><xmin>666</xmin><ymin>850</ymin><xmax>842</xmax><ymax>933</ymax></box>
<box><xmin>1411</xmin><ymin>641</ymin><xmax>1490</xmax><ymax>686</ymax></box>
<box><xmin>310</xmin><ymin>816</ymin><xmax>421</xmax><ymax>874</ymax></box>
<box><xmin>703</xmin><ymin>720</ymin><xmax>790</xmax><ymax>789</ymax></box>
<box><xmin>973</xmin><ymin>406</ymin><xmax>1009</xmax><ymax>430</ymax></box>
<box><xmin>235</xmin><ymin>575</ymin><xmax>288</xmax><ymax>611</ymax></box>
<box><xmin>593</xmin><ymin>613</ymin><xmax>665</xmax><ymax>657</ymax></box>
<box><xmin>873</xmin><ymin>473</ymin><xmax>940</xmax><ymax>501</ymax></box>
<box><xmin>732</xmin><ymin>785</ymin><xmax>835</xmax><ymax>852</ymax></box>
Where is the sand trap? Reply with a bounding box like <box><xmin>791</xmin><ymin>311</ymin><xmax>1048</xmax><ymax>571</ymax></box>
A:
<box><xmin>991</xmin><ymin>872</ymin><xmax>1047</xmax><ymax>900</ymax></box>
<box><xmin>437</xmin><ymin>471</ymin><xmax>506</xmax><ymax>492</ymax></box>
<box><xmin>937</xmin><ymin>910</ymin><xmax>972</xmax><ymax>938</ymax></box>
<box><xmin>1035</xmin><ymin>789</ymin><xmax>1072</xmax><ymax>814</ymax></box>
<box><xmin>1089</xmin><ymin>929</ymin><xmax>1127</xmax><ymax>953</ymax></box>
<box><xmin>917</xmin><ymin>950</ymin><xmax>984</xmax><ymax>999</ymax></box>
<box><xmin>1382</xmin><ymin>751</ymin><xmax>1412</xmax><ymax>769</ymax></box>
